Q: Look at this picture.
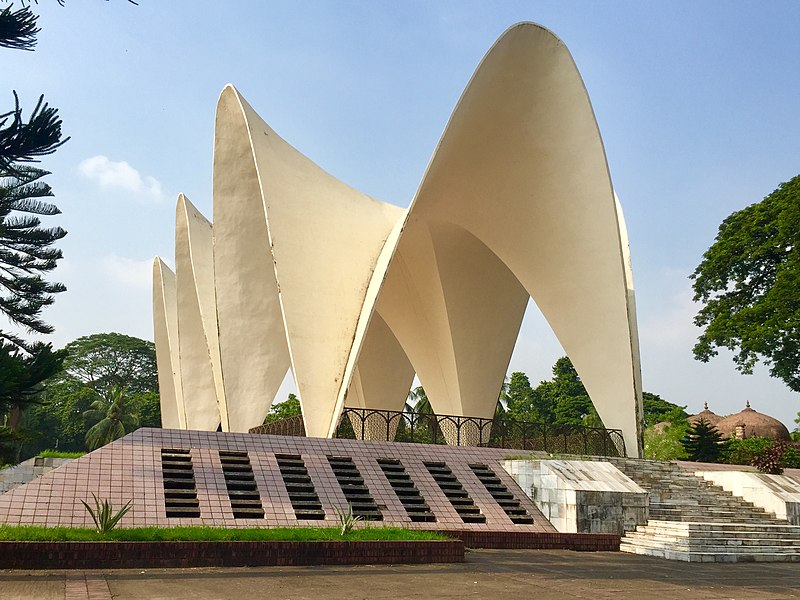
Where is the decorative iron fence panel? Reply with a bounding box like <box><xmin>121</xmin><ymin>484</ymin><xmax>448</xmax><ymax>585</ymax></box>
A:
<box><xmin>249</xmin><ymin>408</ymin><xmax>626</xmax><ymax>457</ymax></box>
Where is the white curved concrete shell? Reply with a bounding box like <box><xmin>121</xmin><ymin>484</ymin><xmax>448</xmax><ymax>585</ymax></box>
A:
<box><xmin>153</xmin><ymin>22</ymin><xmax>644</xmax><ymax>456</ymax></box>
<box><xmin>152</xmin><ymin>258</ymin><xmax>185</xmax><ymax>429</ymax></box>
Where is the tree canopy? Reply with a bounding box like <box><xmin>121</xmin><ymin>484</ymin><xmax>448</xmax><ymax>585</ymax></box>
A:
<box><xmin>13</xmin><ymin>333</ymin><xmax>161</xmax><ymax>458</ymax></box>
<box><xmin>264</xmin><ymin>393</ymin><xmax>301</xmax><ymax>423</ymax></box>
<box><xmin>642</xmin><ymin>392</ymin><xmax>687</xmax><ymax>426</ymax></box>
<box><xmin>61</xmin><ymin>333</ymin><xmax>157</xmax><ymax>398</ymax></box>
<box><xmin>84</xmin><ymin>385</ymin><xmax>139</xmax><ymax>450</ymax></box>
<box><xmin>503</xmin><ymin>358</ymin><xmax>601</xmax><ymax>427</ymax></box>
<box><xmin>691</xmin><ymin>174</ymin><xmax>800</xmax><ymax>392</ymax></box>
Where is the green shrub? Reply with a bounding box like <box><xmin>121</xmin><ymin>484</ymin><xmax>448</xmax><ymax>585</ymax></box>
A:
<box><xmin>81</xmin><ymin>494</ymin><xmax>132</xmax><ymax>534</ymax></box>
<box><xmin>782</xmin><ymin>445</ymin><xmax>800</xmax><ymax>468</ymax></box>
<box><xmin>334</xmin><ymin>504</ymin><xmax>363</xmax><ymax>536</ymax></box>
<box><xmin>721</xmin><ymin>437</ymin><xmax>774</xmax><ymax>466</ymax></box>
<box><xmin>644</xmin><ymin>422</ymin><xmax>689</xmax><ymax>461</ymax></box>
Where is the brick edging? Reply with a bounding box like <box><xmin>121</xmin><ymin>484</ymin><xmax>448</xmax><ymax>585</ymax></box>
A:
<box><xmin>0</xmin><ymin>539</ymin><xmax>464</xmax><ymax>570</ymax></box>
<box><xmin>437</xmin><ymin>531</ymin><xmax>620</xmax><ymax>551</ymax></box>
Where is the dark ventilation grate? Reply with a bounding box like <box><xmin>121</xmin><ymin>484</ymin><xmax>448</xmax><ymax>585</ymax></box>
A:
<box><xmin>377</xmin><ymin>458</ymin><xmax>435</xmax><ymax>522</ymax></box>
<box><xmin>275</xmin><ymin>454</ymin><xmax>325</xmax><ymax>520</ymax></box>
<box><xmin>219</xmin><ymin>451</ymin><xmax>264</xmax><ymax>519</ymax></box>
<box><xmin>327</xmin><ymin>456</ymin><xmax>383</xmax><ymax>521</ymax></box>
<box><xmin>469</xmin><ymin>463</ymin><xmax>534</xmax><ymax>524</ymax></box>
<box><xmin>424</xmin><ymin>461</ymin><xmax>485</xmax><ymax>523</ymax></box>
<box><xmin>161</xmin><ymin>448</ymin><xmax>200</xmax><ymax>518</ymax></box>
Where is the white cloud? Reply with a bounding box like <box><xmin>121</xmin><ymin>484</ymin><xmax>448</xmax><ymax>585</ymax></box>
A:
<box><xmin>101</xmin><ymin>255</ymin><xmax>152</xmax><ymax>290</ymax></box>
<box><xmin>78</xmin><ymin>155</ymin><xmax>164</xmax><ymax>201</ymax></box>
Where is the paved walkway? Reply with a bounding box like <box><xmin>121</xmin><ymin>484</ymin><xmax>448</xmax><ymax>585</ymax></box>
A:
<box><xmin>3</xmin><ymin>549</ymin><xmax>800</xmax><ymax>599</ymax></box>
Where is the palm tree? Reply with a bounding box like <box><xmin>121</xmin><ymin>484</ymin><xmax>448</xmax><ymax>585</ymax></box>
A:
<box><xmin>404</xmin><ymin>386</ymin><xmax>432</xmax><ymax>415</ymax></box>
<box><xmin>83</xmin><ymin>385</ymin><xmax>139</xmax><ymax>450</ymax></box>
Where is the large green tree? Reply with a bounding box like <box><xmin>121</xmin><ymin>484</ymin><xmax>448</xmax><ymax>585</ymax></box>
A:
<box><xmin>0</xmin><ymin>340</ymin><xmax>64</xmax><ymax>462</ymax></box>
<box><xmin>691</xmin><ymin>174</ymin><xmax>800</xmax><ymax>392</ymax></box>
<box><xmin>642</xmin><ymin>392</ymin><xmax>687</xmax><ymax>426</ymax></box>
<box><xmin>0</xmin><ymin>5</ymin><xmax>68</xmax><ymax>464</ymax></box>
<box><xmin>61</xmin><ymin>333</ymin><xmax>157</xmax><ymax>399</ymax></box>
<box><xmin>19</xmin><ymin>333</ymin><xmax>161</xmax><ymax>457</ymax></box>
<box><xmin>264</xmin><ymin>393</ymin><xmax>301</xmax><ymax>424</ymax></box>
<box><xmin>529</xmin><ymin>357</ymin><xmax>600</xmax><ymax>427</ymax></box>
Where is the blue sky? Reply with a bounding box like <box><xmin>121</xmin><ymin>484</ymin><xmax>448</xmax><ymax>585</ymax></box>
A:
<box><xmin>5</xmin><ymin>1</ymin><xmax>800</xmax><ymax>427</ymax></box>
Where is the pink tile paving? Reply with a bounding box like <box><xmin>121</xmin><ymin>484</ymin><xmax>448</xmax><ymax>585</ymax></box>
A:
<box><xmin>0</xmin><ymin>428</ymin><xmax>555</xmax><ymax>533</ymax></box>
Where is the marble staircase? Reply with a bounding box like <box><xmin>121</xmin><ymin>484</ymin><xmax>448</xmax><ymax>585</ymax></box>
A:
<box><xmin>609</xmin><ymin>459</ymin><xmax>800</xmax><ymax>562</ymax></box>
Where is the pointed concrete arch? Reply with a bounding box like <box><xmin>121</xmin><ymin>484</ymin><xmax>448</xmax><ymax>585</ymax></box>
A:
<box><xmin>357</xmin><ymin>22</ymin><xmax>643</xmax><ymax>455</ymax></box>
<box><xmin>345</xmin><ymin>311</ymin><xmax>415</xmax><ymax>413</ymax></box>
<box><xmin>220</xmin><ymin>87</ymin><xmax>406</xmax><ymax>438</ymax></box>
<box><xmin>213</xmin><ymin>89</ymin><xmax>292</xmax><ymax>432</ymax></box>
<box><xmin>175</xmin><ymin>194</ymin><xmax>222</xmax><ymax>431</ymax></box>
<box><xmin>152</xmin><ymin>258</ymin><xmax>184</xmax><ymax>429</ymax></box>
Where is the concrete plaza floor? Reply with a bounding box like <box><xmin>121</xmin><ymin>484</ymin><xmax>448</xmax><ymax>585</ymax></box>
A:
<box><xmin>2</xmin><ymin>549</ymin><xmax>799</xmax><ymax>600</ymax></box>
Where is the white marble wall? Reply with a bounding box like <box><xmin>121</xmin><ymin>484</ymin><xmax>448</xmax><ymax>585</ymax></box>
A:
<box><xmin>696</xmin><ymin>470</ymin><xmax>800</xmax><ymax>525</ymax></box>
<box><xmin>503</xmin><ymin>459</ymin><xmax>648</xmax><ymax>534</ymax></box>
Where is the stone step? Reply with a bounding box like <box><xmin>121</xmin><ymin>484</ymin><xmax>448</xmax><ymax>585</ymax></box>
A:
<box><xmin>622</xmin><ymin>542</ymin><xmax>800</xmax><ymax>556</ymax></box>
<box><xmin>620</xmin><ymin>543</ymin><xmax>800</xmax><ymax>563</ymax></box>
<box><xmin>638</xmin><ymin>521</ymin><xmax>800</xmax><ymax>533</ymax></box>
<box><xmin>648</xmin><ymin>514</ymin><xmax>775</xmax><ymax>524</ymax></box>
<box><xmin>624</xmin><ymin>529</ymin><xmax>800</xmax><ymax>545</ymax></box>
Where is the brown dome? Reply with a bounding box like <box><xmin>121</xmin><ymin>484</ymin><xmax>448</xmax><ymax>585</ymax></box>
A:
<box><xmin>689</xmin><ymin>402</ymin><xmax>722</xmax><ymax>427</ymax></box>
<box><xmin>715</xmin><ymin>401</ymin><xmax>791</xmax><ymax>441</ymax></box>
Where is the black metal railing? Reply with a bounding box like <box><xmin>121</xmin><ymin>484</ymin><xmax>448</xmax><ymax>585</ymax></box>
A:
<box><xmin>250</xmin><ymin>415</ymin><xmax>306</xmax><ymax>437</ymax></box>
<box><xmin>249</xmin><ymin>407</ymin><xmax>626</xmax><ymax>457</ymax></box>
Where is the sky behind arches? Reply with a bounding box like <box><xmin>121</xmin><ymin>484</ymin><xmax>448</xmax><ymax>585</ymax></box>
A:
<box><xmin>5</xmin><ymin>1</ymin><xmax>800</xmax><ymax>427</ymax></box>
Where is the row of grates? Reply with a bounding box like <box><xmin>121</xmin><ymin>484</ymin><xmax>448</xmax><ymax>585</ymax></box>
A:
<box><xmin>378</xmin><ymin>458</ymin><xmax>435</xmax><ymax>522</ymax></box>
<box><xmin>469</xmin><ymin>463</ymin><xmax>534</xmax><ymax>524</ymax></box>
<box><xmin>220</xmin><ymin>451</ymin><xmax>264</xmax><ymax>519</ymax></box>
<box><xmin>328</xmin><ymin>456</ymin><xmax>383</xmax><ymax>521</ymax></box>
<box><xmin>159</xmin><ymin>449</ymin><xmax>532</xmax><ymax>525</ymax></box>
<box><xmin>276</xmin><ymin>454</ymin><xmax>325</xmax><ymax>520</ymax></box>
<box><xmin>425</xmin><ymin>461</ymin><xmax>485</xmax><ymax>523</ymax></box>
<box><xmin>161</xmin><ymin>449</ymin><xmax>200</xmax><ymax>518</ymax></box>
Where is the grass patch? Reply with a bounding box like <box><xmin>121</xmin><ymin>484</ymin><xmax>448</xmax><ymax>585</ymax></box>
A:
<box><xmin>37</xmin><ymin>450</ymin><xmax>85</xmax><ymax>459</ymax></box>
<box><xmin>0</xmin><ymin>525</ymin><xmax>448</xmax><ymax>543</ymax></box>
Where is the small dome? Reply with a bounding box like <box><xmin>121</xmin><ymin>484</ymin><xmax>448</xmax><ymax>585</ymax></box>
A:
<box><xmin>688</xmin><ymin>402</ymin><xmax>722</xmax><ymax>427</ymax></box>
<box><xmin>715</xmin><ymin>401</ymin><xmax>791</xmax><ymax>441</ymax></box>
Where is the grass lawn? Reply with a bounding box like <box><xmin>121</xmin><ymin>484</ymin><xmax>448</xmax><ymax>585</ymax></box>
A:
<box><xmin>0</xmin><ymin>525</ymin><xmax>448</xmax><ymax>542</ymax></box>
<box><xmin>36</xmin><ymin>450</ymin><xmax>86</xmax><ymax>459</ymax></box>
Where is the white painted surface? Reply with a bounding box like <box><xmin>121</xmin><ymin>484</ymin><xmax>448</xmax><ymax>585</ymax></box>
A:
<box><xmin>697</xmin><ymin>470</ymin><xmax>800</xmax><ymax>525</ymax></box>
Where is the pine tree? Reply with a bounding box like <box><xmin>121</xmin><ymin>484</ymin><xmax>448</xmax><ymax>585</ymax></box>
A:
<box><xmin>0</xmin><ymin>167</ymin><xmax>67</xmax><ymax>346</ymax></box>
<box><xmin>1</xmin><ymin>6</ymin><xmax>68</xmax><ymax>348</ymax></box>
<box><xmin>681</xmin><ymin>417</ymin><xmax>725</xmax><ymax>463</ymax></box>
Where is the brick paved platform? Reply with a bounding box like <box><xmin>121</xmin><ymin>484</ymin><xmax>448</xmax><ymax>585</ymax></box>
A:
<box><xmin>0</xmin><ymin>428</ymin><xmax>554</xmax><ymax>534</ymax></box>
